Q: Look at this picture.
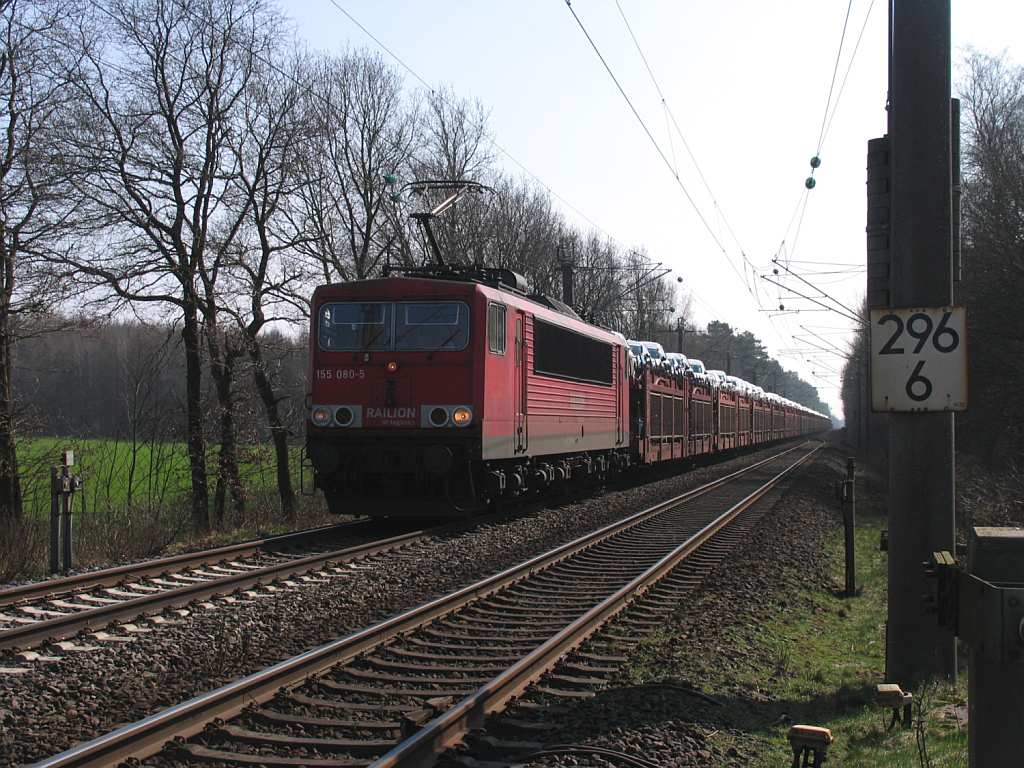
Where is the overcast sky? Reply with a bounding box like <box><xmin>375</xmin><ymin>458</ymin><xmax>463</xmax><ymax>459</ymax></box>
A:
<box><xmin>286</xmin><ymin>1</ymin><xmax>1022</xmax><ymax>417</ymax></box>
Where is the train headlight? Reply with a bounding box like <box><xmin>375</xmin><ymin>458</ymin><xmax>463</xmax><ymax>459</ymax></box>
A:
<box><xmin>311</xmin><ymin>406</ymin><xmax>332</xmax><ymax>427</ymax></box>
<box><xmin>386</xmin><ymin>360</ymin><xmax>399</xmax><ymax>374</ymax></box>
<box><xmin>335</xmin><ymin>406</ymin><xmax>353</xmax><ymax>426</ymax></box>
<box><xmin>429</xmin><ymin>407</ymin><xmax>449</xmax><ymax>427</ymax></box>
<box><xmin>452</xmin><ymin>406</ymin><xmax>473</xmax><ymax>427</ymax></box>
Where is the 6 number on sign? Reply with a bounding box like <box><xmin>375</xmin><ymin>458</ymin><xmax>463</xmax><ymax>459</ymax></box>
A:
<box><xmin>869</xmin><ymin>306</ymin><xmax>966</xmax><ymax>412</ymax></box>
<box><xmin>877</xmin><ymin>310</ymin><xmax>960</xmax><ymax>402</ymax></box>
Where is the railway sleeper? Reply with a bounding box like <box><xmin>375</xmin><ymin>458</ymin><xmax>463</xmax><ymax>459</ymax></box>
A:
<box><xmin>559</xmin><ymin>661</ymin><xmax>619</xmax><ymax>676</ymax></box>
<box><xmin>178</xmin><ymin>742</ymin><xmax>370</xmax><ymax>767</ymax></box>
<box><xmin>574</xmin><ymin>651</ymin><xmax>628</xmax><ymax>664</ymax></box>
<box><xmin>440</xmin><ymin>615</ymin><xmax>569</xmax><ymax>631</ymax></box>
<box><xmin>366</xmin><ymin>656</ymin><xmax>507</xmax><ymax>675</ymax></box>
<box><xmin>487</xmin><ymin>591</ymin><xmax>597</xmax><ymax>607</ymax></box>
<box><xmin>314</xmin><ymin>678</ymin><xmax>478</xmax><ymax>699</ymax></box>
<box><xmin>534</xmin><ymin>685</ymin><xmax>596</xmax><ymax>699</ymax></box>
<box><xmin>546</xmin><ymin>672</ymin><xmax>613</xmax><ymax>688</ymax></box>
<box><xmin>253</xmin><ymin>708</ymin><xmax>402</xmax><ymax>732</ymax></box>
<box><xmin>439</xmin><ymin>621</ymin><xmax>569</xmax><ymax>637</ymax></box>
<box><xmin>461</xmin><ymin>604</ymin><xmax>584</xmax><ymax>621</ymax></box>
<box><xmin>215</xmin><ymin>723</ymin><xmax>392</xmax><ymax>755</ymax></box>
<box><xmin>340</xmin><ymin>666</ymin><xmax>493</xmax><ymax>687</ymax></box>
<box><xmin>409</xmin><ymin>630</ymin><xmax>550</xmax><ymax>647</ymax></box>
<box><xmin>383</xmin><ymin>646</ymin><xmax>526</xmax><ymax>664</ymax></box>
<box><xmin>287</xmin><ymin>693</ymin><xmax>414</xmax><ymax>714</ymax></box>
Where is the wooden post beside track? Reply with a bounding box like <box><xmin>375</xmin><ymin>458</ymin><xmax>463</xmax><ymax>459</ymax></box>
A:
<box><xmin>841</xmin><ymin>457</ymin><xmax>857</xmax><ymax>598</ymax></box>
<box><xmin>48</xmin><ymin>450</ymin><xmax>82</xmax><ymax>575</ymax></box>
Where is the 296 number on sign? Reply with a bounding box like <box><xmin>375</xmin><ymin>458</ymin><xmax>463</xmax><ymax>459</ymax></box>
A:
<box><xmin>877</xmin><ymin>311</ymin><xmax>959</xmax><ymax>401</ymax></box>
<box><xmin>870</xmin><ymin>307</ymin><xmax>967</xmax><ymax>412</ymax></box>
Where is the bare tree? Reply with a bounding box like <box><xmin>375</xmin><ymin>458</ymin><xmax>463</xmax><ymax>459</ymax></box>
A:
<box><xmin>225</xmin><ymin>52</ymin><xmax>309</xmax><ymax>519</ymax></box>
<box><xmin>480</xmin><ymin>174</ymin><xmax>562</xmax><ymax>285</ymax></box>
<box><xmin>59</xmin><ymin>0</ymin><xmax>277</xmax><ymax>531</ymax></box>
<box><xmin>294</xmin><ymin>50</ymin><xmax>418</xmax><ymax>283</ymax></box>
<box><xmin>560</xmin><ymin>230</ymin><xmax>625</xmax><ymax>325</ymax></box>
<box><xmin>0</xmin><ymin>0</ymin><xmax>78</xmax><ymax>519</ymax></box>
<box><xmin>417</xmin><ymin>87</ymin><xmax>492</xmax><ymax>180</ymax></box>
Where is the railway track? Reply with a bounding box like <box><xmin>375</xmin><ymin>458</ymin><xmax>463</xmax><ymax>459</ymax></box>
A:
<box><xmin>32</xmin><ymin>440</ymin><xmax>820</xmax><ymax>768</ymax></box>
<box><xmin>0</xmin><ymin>519</ymin><xmax>430</xmax><ymax>653</ymax></box>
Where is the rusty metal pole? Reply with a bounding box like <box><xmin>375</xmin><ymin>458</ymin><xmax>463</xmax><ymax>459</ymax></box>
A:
<box><xmin>60</xmin><ymin>450</ymin><xmax>74</xmax><ymax>573</ymax></box>
<box><xmin>844</xmin><ymin>457</ymin><xmax>857</xmax><ymax>597</ymax></box>
<box><xmin>886</xmin><ymin>0</ymin><xmax>957</xmax><ymax>685</ymax></box>
<box><xmin>49</xmin><ymin>466</ymin><xmax>61</xmax><ymax>574</ymax></box>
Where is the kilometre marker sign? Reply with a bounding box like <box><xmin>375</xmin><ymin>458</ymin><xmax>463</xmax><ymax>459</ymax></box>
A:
<box><xmin>870</xmin><ymin>307</ymin><xmax>967</xmax><ymax>412</ymax></box>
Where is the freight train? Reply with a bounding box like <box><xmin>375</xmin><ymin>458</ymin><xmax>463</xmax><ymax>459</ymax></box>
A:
<box><xmin>305</xmin><ymin>264</ymin><xmax>830</xmax><ymax>516</ymax></box>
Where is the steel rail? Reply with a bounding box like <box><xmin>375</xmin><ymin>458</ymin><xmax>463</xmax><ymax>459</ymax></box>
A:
<box><xmin>30</xmin><ymin>440</ymin><xmax>815</xmax><ymax>768</ymax></box>
<box><xmin>0</xmin><ymin>519</ymin><xmax>379</xmax><ymax>609</ymax></box>
<box><xmin>0</xmin><ymin>525</ymin><xmax>428</xmax><ymax>652</ymax></box>
<box><xmin>372</xmin><ymin>443</ymin><xmax>821</xmax><ymax>767</ymax></box>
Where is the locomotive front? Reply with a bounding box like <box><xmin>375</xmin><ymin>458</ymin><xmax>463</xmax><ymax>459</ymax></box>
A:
<box><xmin>306</xmin><ymin>277</ymin><xmax>483</xmax><ymax>515</ymax></box>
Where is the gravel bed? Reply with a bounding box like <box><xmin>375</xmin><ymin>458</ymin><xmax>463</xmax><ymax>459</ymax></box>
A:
<box><xmin>0</xmin><ymin>442</ymin><xmax>810</xmax><ymax>766</ymax></box>
<box><xmin>481</xmin><ymin>448</ymin><xmax>844</xmax><ymax>767</ymax></box>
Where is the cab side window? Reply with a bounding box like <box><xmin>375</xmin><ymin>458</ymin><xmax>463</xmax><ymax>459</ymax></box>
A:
<box><xmin>487</xmin><ymin>303</ymin><xmax>507</xmax><ymax>354</ymax></box>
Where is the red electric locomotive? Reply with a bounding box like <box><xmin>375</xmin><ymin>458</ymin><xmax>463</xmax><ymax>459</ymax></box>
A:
<box><xmin>306</xmin><ymin>265</ymin><xmax>831</xmax><ymax>517</ymax></box>
<box><xmin>306</xmin><ymin>265</ymin><xmax>630</xmax><ymax>515</ymax></box>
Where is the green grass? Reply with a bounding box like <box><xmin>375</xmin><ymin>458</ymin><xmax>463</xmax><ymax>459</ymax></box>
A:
<box><xmin>17</xmin><ymin>436</ymin><xmax>302</xmax><ymax>519</ymax></box>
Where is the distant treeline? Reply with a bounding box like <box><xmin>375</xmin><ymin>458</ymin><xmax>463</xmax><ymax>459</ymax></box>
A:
<box><xmin>14</xmin><ymin>320</ymin><xmax>307</xmax><ymax>443</ymax></box>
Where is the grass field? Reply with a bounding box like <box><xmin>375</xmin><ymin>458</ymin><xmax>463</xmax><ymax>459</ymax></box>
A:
<box><xmin>18</xmin><ymin>436</ymin><xmax>301</xmax><ymax>519</ymax></box>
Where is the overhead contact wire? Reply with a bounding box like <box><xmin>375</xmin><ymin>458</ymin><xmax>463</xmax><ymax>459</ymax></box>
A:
<box><xmin>821</xmin><ymin>0</ymin><xmax>877</xmax><ymax>146</ymax></box>
<box><xmin>563</xmin><ymin>0</ymin><xmax>751</xmax><ymax>296</ymax></box>
<box><xmin>816</xmin><ymin>0</ymin><xmax>855</xmax><ymax>154</ymax></box>
<box><xmin>614</xmin><ymin>0</ymin><xmax>752</xmax><ymax>274</ymax></box>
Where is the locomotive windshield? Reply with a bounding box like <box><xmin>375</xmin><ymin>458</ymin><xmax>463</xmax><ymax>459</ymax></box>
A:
<box><xmin>394</xmin><ymin>302</ymin><xmax>468</xmax><ymax>351</ymax></box>
<box><xmin>318</xmin><ymin>302</ymin><xmax>392</xmax><ymax>351</ymax></box>
<box><xmin>318</xmin><ymin>301</ymin><xmax>469</xmax><ymax>352</ymax></box>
